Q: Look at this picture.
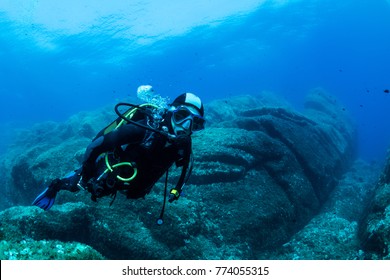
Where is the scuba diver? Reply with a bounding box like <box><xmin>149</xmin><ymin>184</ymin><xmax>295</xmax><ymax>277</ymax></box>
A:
<box><xmin>32</xmin><ymin>86</ymin><xmax>205</xmax><ymax>224</ymax></box>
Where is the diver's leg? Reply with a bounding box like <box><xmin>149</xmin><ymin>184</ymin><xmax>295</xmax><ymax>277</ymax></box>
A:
<box><xmin>32</xmin><ymin>179</ymin><xmax>61</xmax><ymax>210</ymax></box>
<box><xmin>59</xmin><ymin>170</ymin><xmax>82</xmax><ymax>192</ymax></box>
<box><xmin>32</xmin><ymin>169</ymin><xmax>82</xmax><ymax>210</ymax></box>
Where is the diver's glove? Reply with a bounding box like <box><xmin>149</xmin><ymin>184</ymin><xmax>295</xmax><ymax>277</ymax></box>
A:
<box><xmin>168</xmin><ymin>188</ymin><xmax>181</xmax><ymax>202</ymax></box>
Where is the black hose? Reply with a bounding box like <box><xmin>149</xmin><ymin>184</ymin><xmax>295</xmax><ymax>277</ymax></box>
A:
<box><xmin>156</xmin><ymin>170</ymin><xmax>169</xmax><ymax>225</ymax></box>
<box><xmin>114</xmin><ymin>102</ymin><xmax>167</xmax><ymax>136</ymax></box>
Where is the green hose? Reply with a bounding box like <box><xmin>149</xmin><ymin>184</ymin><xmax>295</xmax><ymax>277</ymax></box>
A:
<box><xmin>104</xmin><ymin>153</ymin><xmax>137</xmax><ymax>182</ymax></box>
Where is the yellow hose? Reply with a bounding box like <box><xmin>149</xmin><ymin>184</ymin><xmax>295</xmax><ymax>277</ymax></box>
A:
<box><xmin>104</xmin><ymin>153</ymin><xmax>137</xmax><ymax>182</ymax></box>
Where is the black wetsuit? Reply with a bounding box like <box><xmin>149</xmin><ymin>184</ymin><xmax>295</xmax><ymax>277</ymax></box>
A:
<box><xmin>79</xmin><ymin>113</ymin><xmax>193</xmax><ymax>200</ymax></box>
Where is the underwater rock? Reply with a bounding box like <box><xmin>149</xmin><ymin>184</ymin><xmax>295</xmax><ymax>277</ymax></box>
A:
<box><xmin>190</xmin><ymin>127</ymin><xmax>322</xmax><ymax>252</ymax></box>
<box><xmin>266</xmin><ymin>160</ymin><xmax>379</xmax><ymax>260</ymax></box>
<box><xmin>0</xmin><ymin>107</ymin><xmax>116</xmax><ymax>208</ymax></box>
<box><xmin>0</xmin><ymin>203</ymin><xmax>145</xmax><ymax>259</ymax></box>
<box><xmin>0</xmin><ymin>204</ymin><xmax>104</xmax><ymax>260</ymax></box>
<box><xmin>0</xmin><ymin>200</ymin><xmax>226</xmax><ymax>259</ymax></box>
<box><xmin>186</xmin><ymin>89</ymin><xmax>357</xmax><ymax>252</ymax></box>
<box><xmin>359</xmin><ymin>149</ymin><xmax>390</xmax><ymax>259</ymax></box>
<box><xmin>304</xmin><ymin>88</ymin><xmax>357</xmax><ymax>164</ymax></box>
<box><xmin>0</xmin><ymin>239</ymin><xmax>104</xmax><ymax>260</ymax></box>
<box><xmin>0</xmin><ymin>90</ymin><xmax>359</xmax><ymax>259</ymax></box>
<box><xmin>274</xmin><ymin>213</ymin><xmax>361</xmax><ymax>260</ymax></box>
<box><xmin>205</xmin><ymin>93</ymin><xmax>292</xmax><ymax>127</ymax></box>
<box><xmin>205</xmin><ymin>90</ymin><xmax>356</xmax><ymax>200</ymax></box>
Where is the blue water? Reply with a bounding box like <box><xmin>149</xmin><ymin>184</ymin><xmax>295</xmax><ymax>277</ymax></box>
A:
<box><xmin>0</xmin><ymin>0</ymin><xmax>389</xmax><ymax>162</ymax></box>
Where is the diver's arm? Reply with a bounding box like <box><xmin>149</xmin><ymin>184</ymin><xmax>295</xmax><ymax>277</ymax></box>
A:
<box><xmin>169</xmin><ymin>139</ymin><xmax>193</xmax><ymax>202</ymax></box>
<box><xmin>169</xmin><ymin>154</ymin><xmax>193</xmax><ymax>202</ymax></box>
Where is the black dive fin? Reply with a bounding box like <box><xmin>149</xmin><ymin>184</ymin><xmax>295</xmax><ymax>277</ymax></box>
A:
<box><xmin>32</xmin><ymin>187</ymin><xmax>58</xmax><ymax>211</ymax></box>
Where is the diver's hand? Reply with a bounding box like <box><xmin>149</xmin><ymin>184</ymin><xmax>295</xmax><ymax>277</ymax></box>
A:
<box><xmin>168</xmin><ymin>189</ymin><xmax>180</xmax><ymax>202</ymax></box>
<box><xmin>168</xmin><ymin>194</ymin><xmax>176</xmax><ymax>203</ymax></box>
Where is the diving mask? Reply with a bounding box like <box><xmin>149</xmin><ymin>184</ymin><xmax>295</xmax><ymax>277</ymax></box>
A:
<box><xmin>171</xmin><ymin>106</ymin><xmax>205</xmax><ymax>135</ymax></box>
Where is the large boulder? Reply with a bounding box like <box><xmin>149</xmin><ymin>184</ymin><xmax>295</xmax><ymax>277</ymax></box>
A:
<box><xmin>267</xmin><ymin>160</ymin><xmax>379</xmax><ymax>259</ymax></box>
<box><xmin>0</xmin><ymin>205</ymin><xmax>104</xmax><ymax>260</ymax></box>
<box><xmin>185</xmin><ymin>89</ymin><xmax>357</xmax><ymax>253</ymax></box>
<box><xmin>359</xmin><ymin>149</ymin><xmax>390</xmax><ymax>259</ymax></box>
